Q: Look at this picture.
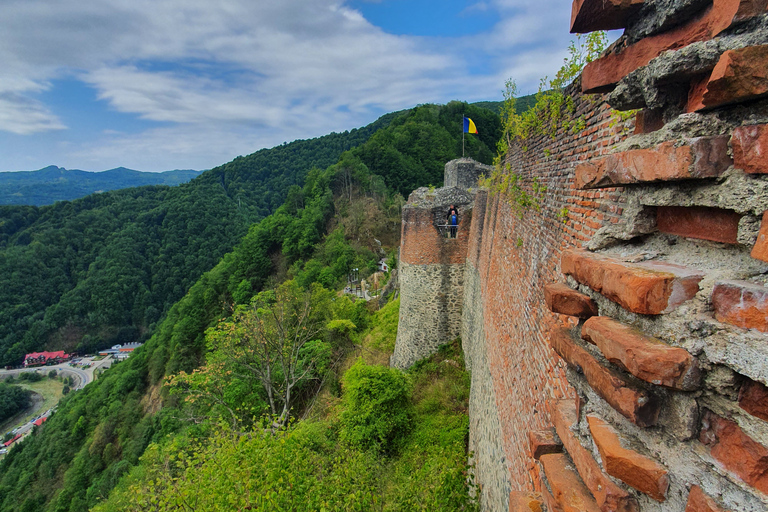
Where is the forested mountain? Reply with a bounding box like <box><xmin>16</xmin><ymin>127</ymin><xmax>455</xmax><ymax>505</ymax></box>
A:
<box><xmin>0</xmin><ymin>167</ymin><xmax>202</xmax><ymax>207</ymax></box>
<box><xmin>0</xmin><ymin>114</ymin><xmax>397</xmax><ymax>367</ymax></box>
<box><xmin>0</xmin><ymin>101</ymin><xmax>500</xmax><ymax>511</ymax></box>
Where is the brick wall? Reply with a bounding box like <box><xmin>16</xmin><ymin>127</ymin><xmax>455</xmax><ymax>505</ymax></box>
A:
<box><xmin>394</xmin><ymin>3</ymin><xmax>768</xmax><ymax>510</ymax></box>
<box><xmin>461</xmin><ymin>0</ymin><xmax>768</xmax><ymax>510</ymax></box>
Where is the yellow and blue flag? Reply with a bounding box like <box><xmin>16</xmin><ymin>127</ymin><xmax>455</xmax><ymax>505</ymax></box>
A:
<box><xmin>463</xmin><ymin>117</ymin><xmax>478</xmax><ymax>134</ymax></box>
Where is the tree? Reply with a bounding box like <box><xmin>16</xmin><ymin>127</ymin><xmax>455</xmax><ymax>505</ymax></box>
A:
<box><xmin>169</xmin><ymin>280</ymin><xmax>332</xmax><ymax>430</ymax></box>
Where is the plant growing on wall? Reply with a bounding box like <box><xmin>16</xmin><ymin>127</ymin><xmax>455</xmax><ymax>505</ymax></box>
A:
<box><xmin>482</xmin><ymin>32</ymin><xmax>608</xmax><ymax>217</ymax></box>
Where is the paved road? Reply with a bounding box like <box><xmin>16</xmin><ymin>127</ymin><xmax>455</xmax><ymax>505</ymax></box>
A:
<box><xmin>0</xmin><ymin>355</ymin><xmax>112</xmax><ymax>389</ymax></box>
<box><xmin>0</xmin><ymin>356</ymin><xmax>114</xmax><ymax>452</ymax></box>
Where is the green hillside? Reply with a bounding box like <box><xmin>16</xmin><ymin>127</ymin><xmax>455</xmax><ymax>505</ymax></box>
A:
<box><xmin>0</xmin><ymin>114</ymin><xmax>395</xmax><ymax>367</ymax></box>
<box><xmin>0</xmin><ymin>167</ymin><xmax>202</xmax><ymax>207</ymax></box>
<box><xmin>0</xmin><ymin>101</ymin><xmax>499</xmax><ymax>511</ymax></box>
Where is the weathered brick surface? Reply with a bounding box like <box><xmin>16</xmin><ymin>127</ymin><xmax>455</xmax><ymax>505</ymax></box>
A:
<box><xmin>733</xmin><ymin>124</ymin><xmax>768</xmax><ymax>175</ymax></box>
<box><xmin>634</xmin><ymin>109</ymin><xmax>664</xmax><ymax>134</ymax></box>
<box><xmin>570</xmin><ymin>0</ymin><xmax>643</xmax><ymax>33</ymax></box>
<box><xmin>539</xmin><ymin>453</ymin><xmax>602</xmax><ymax>512</ymax></box>
<box><xmin>544</xmin><ymin>283</ymin><xmax>599</xmax><ymax>318</ymax></box>
<box><xmin>581</xmin><ymin>0</ymin><xmax>768</xmax><ymax>92</ymax></box>
<box><xmin>702</xmin><ymin>45</ymin><xmax>768</xmax><ymax>109</ymax></box>
<box><xmin>582</xmin><ymin>316</ymin><xmax>701</xmax><ymax>390</ymax></box>
<box><xmin>738</xmin><ymin>378</ymin><xmax>768</xmax><ymax>422</ymax></box>
<box><xmin>575</xmin><ymin>137</ymin><xmax>732</xmax><ymax>189</ymax></box>
<box><xmin>699</xmin><ymin>410</ymin><xmax>768</xmax><ymax>494</ymax></box>
<box><xmin>528</xmin><ymin>429</ymin><xmax>563</xmax><ymax>460</ymax></box>
<box><xmin>459</xmin><ymin>86</ymin><xmax>629</xmax><ymax>498</ymax></box>
<box><xmin>711</xmin><ymin>280</ymin><xmax>768</xmax><ymax>332</ymax></box>
<box><xmin>685</xmin><ymin>485</ymin><xmax>731</xmax><ymax>512</ymax></box>
<box><xmin>550</xmin><ymin>400</ymin><xmax>639</xmax><ymax>512</ymax></box>
<box><xmin>550</xmin><ymin>329</ymin><xmax>660</xmax><ymax>427</ymax></box>
<box><xmin>562</xmin><ymin>249</ymin><xmax>704</xmax><ymax>315</ymax></box>
<box><xmin>400</xmin><ymin>206</ymin><xmax>471</xmax><ymax>265</ymax></box>
<box><xmin>751</xmin><ymin>211</ymin><xmax>768</xmax><ymax>263</ymax></box>
<box><xmin>509</xmin><ymin>491</ymin><xmax>545</xmax><ymax>512</ymax></box>
<box><xmin>586</xmin><ymin>414</ymin><xmax>669</xmax><ymax>501</ymax></box>
<box><xmin>656</xmin><ymin>206</ymin><xmax>740</xmax><ymax>244</ymax></box>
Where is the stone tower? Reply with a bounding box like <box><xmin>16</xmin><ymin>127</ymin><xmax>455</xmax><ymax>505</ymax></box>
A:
<box><xmin>390</xmin><ymin>158</ymin><xmax>491</xmax><ymax>369</ymax></box>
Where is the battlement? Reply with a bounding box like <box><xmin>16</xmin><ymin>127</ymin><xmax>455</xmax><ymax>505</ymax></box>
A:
<box><xmin>393</xmin><ymin>13</ymin><xmax>768</xmax><ymax>508</ymax></box>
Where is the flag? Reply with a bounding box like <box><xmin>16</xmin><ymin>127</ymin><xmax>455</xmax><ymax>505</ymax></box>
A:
<box><xmin>463</xmin><ymin>117</ymin><xmax>478</xmax><ymax>134</ymax></box>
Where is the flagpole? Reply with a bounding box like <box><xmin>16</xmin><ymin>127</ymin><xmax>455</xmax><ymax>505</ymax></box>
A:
<box><xmin>462</xmin><ymin>118</ymin><xmax>465</xmax><ymax>158</ymax></box>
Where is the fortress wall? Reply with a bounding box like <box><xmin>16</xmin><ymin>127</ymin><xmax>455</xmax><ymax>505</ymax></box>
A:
<box><xmin>392</xmin><ymin>186</ymin><xmax>475</xmax><ymax>369</ymax></box>
<box><xmin>465</xmin><ymin>91</ymin><xmax>629</xmax><ymax>511</ymax></box>
<box><xmin>463</xmin><ymin>2</ymin><xmax>768</xmax><ymax>509</ymax></box>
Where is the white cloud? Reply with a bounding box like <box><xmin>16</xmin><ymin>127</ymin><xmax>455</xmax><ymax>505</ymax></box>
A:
<box><xmin>0</xmin><ymin>0</ymin><xmax>591</xmax><ymax>170</ymax></box>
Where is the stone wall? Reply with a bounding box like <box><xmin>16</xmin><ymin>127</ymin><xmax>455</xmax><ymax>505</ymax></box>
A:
<box><xmin>391</xmin><ymin>260</ymin><xmax>466</xmax><ymax>368</ymax></box>
<box><xmin>391</xmin><ymin>162</ymin><xmax>482</xmax><ymax>369</ymax></box>
<box><xmin>445</xmin><ymin>157</ymin><xmax>494</xmax><ymax>189</ymax></box>
<box><xmin>457</xmin><ymin>0</ymin><xmax>768</xmax><ymax>510</ymax></box>
<box><xmin>394</xmin><ymin>3</ymin><xmax>768</xmax><ymax>509</ymax></box>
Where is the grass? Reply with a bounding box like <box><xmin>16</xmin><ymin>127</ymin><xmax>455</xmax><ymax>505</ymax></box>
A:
<box><xmin>12</xmin><ymin>378</ymin><xmax>65</xmax><ymax>419</ymax></box>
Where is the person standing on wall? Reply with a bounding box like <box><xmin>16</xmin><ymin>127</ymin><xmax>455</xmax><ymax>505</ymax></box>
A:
<box><xmin>447</xmin><ymin>205</ymin><xmax>458</xmax><ymax>238</ymax></box>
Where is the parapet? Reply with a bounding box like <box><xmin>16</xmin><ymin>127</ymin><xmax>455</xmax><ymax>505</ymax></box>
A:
<box><xmin>443</xmin><ymin>158</ymin><xmax>492</xmax><ymax>189</ymax></box>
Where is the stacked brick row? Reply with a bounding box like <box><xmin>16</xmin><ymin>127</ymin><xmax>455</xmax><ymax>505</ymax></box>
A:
<box><xmin>518</xmin><ymin>0</ymin><xmax>768</xmax><ymax>509</ymax></box>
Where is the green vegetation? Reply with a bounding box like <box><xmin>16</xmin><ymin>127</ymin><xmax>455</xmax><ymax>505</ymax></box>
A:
<box><xmin>0</xmin><ymin>384</ymin><xmax>32</xmax><ymax>424</ymax></box>
<box><xmin>0</xmin><ymin>115</ymin><xmax>394</xmax><ymax>367</ymax></box>
<box><xmin>94</xmin><ymin>340</ymin><xmax>474</xmax><ymax>512</ymax></box>
<box><xmin>480</xmin><ymin>33</ymin><xmax>607</xmax><ymax>217</ymax></box>
<box><xmin>0</xmin><ymin>100</ymin><xmax>497</xmax><ymax>511</ymax></box>
<box><xmin>0</xmin><ymin>167</ymin><xmax>202</xmax><ymax>207</ymax></box>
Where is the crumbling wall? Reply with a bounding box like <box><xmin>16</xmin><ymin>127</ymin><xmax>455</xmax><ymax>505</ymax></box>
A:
<box><xmin>463</xmin><ymin>0</ymin><xmax>768</xmax><ymax>510</ymax></box>
<box><xmin>391</xmin><ymin>182</ymin><xmax>475</xmax><ymax>369</ymax></box>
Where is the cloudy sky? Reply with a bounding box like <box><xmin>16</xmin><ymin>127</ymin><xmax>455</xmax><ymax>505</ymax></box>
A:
<box><xmin>0</xmin><ymin>0</ymin><xmax>580</xmax><ymax>172</ymax></box>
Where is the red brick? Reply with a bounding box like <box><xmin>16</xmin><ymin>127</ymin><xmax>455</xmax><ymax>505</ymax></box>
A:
<box><xmin>529</xmin><ymin>428</ymin><xmax>564</xmax><ymax>460</ymax></box>
<box><xmin>570</xmin><ymin>0</ymin><xmax>644</xmax><ymax>33</ymax></box>
<box><xmin>509</xmin><ymin>491</ymin><xmax>545</xmax><ymax>512</ymax></box>
<box><xmin>582</xmin><ymin>316</ymin><xmax>700</xmax><ymax>390</ymax></box>
<box><xmin>656</xmin><ymin>206</ymin><xmax>740</xmax><ymax>244</ymax></box>
<box><xmin>542</xmin><ymin>491</ymin><xmax>563</xmax><ymax>512</ymax></box>
<box><xmin>561</xmin><ymin>249</ymin><xmax>704</xmax><ymax>315</ymax></box>
<box><xmin>702</xmin><ymin>45</ymin><xmax>768</xmax><ymax>109</ymax></box>
<box><xmin>712</xmin><ymin>280</ymin><xmax>768</xmax><ymax>332</ymax></box>
<box><xmin>550</xmin><ymin>399</ymin><xmax>639</xmax><ymax>512</ymax></box>
<box><xmin>581</xmin><ymin>0</ymin><xmax>768</xmax><ymax>93</ymax></box>
<box><xmin>539</xmin><ymin>453</ymin><xmax>601</xmax><ymax>512</ymax></box>
<box><xmin>687</xmin><ymin>74</ymin><xmax>712</xmax><ymax>112</ymax></box>
<box><xmin>586</xmin><ymin>415</ymin><xmax>669</xmax><ymax>501</ymax></box>
<box><xmin>544</xmin><ymin>283</ymin><xmax>599</xmax><ymax>318</ymax></box>
<box><xmin>739</xmin><ymin>378</ymin><xmax>768</xmax><ymax>422</ymax></box>
<box><xmin>400</xmin><ymin>207</ymin><xmax>470</xmax><ymax>265</ymax></box>
<box><xmin>733</xmin><ymin>124</ymin><xmax>768</xmax><ymax>175</ymax></box>
<box><xmin>575</xmin><ymin>137</ymin><xmax>732</xmax><ymax>189</ymax></box>
<box><xmin>751</xmin><ymin>211</ymin><xmax>768</xmax><ymax>263</ymax></box>
<box><xmin>634</xmin><ymin>109</ymin><xmax>664</xmax><ymax>134</ymax></box>
<box><xmin>699</xmin><ymin>410</ymin><xmax>768</xmax><ymax>493</ymax></box>
<box><xmin>685</xmin><ymin>485</ymin><xmax>731</xmax><ymax>512</ymax></box>
<box><xmin>550</xmin><ymin>329</ymin><xmax>660</xmax><ymax>427</ymax></box>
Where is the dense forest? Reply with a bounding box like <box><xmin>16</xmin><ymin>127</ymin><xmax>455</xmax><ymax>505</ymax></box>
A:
<box><xmin>0</xmin><ymin>167</ymin><xmax>202</xmax><ymax>207</ymax></box>
<box><xmin>0</xmin><ymin>100</ymin><xmax>500</xmax><ymax>511</ymax></box>
<box><xmin>0</xmin><ymin>384</ymin><xmax>32</xmax><ymax>425</ymax></box>
<box><xmin>0</xmin><ymin>112</ymin><xmax>397</xmax><ymax>367</ymax></box>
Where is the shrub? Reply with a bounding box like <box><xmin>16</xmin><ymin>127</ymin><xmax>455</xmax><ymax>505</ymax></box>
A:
<box><xmin>340</xmin><ymin>359</ymin><xmax>411</xmax><ymax>453</ymax></box>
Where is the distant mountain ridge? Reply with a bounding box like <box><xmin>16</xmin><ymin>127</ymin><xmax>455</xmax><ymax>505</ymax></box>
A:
<box><xmin>0</xmin><ymin>166</ymin><xmax>202</xmax><ymax>206</ymax></box>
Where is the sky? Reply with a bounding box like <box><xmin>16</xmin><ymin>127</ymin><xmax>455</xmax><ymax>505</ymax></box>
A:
<box><xmin>0</xmin><ymin>0</ymin><xmax>581</xmax><ymax>172</ymax></box>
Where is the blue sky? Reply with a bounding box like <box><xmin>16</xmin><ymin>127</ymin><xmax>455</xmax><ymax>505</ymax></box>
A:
<box><xmin>0</xmin><ymin>0</ymin><xmax>579</xmax><ymax>172</ymax></box>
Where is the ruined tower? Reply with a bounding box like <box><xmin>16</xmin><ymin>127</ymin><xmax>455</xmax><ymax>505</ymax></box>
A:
<box><xmin>390</xmin><ymin>158</ymin><xmax>491</xmax><ymax>369</ymax></box>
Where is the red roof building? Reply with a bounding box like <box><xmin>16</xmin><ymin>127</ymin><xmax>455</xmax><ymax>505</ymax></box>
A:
<box><xmin>33</xmin><ymin>417</ymin><xmax>47</xmax><ymax>427</ymax></box>
<box><xmin>23</xmin><ymin>351</ymin><xmax>70</xmax><ymax>367</ymax></box>
<box><xmin>3</xmin><ymin>434</ymin><xmax>21</xmax><ymax>447</ymax></box>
